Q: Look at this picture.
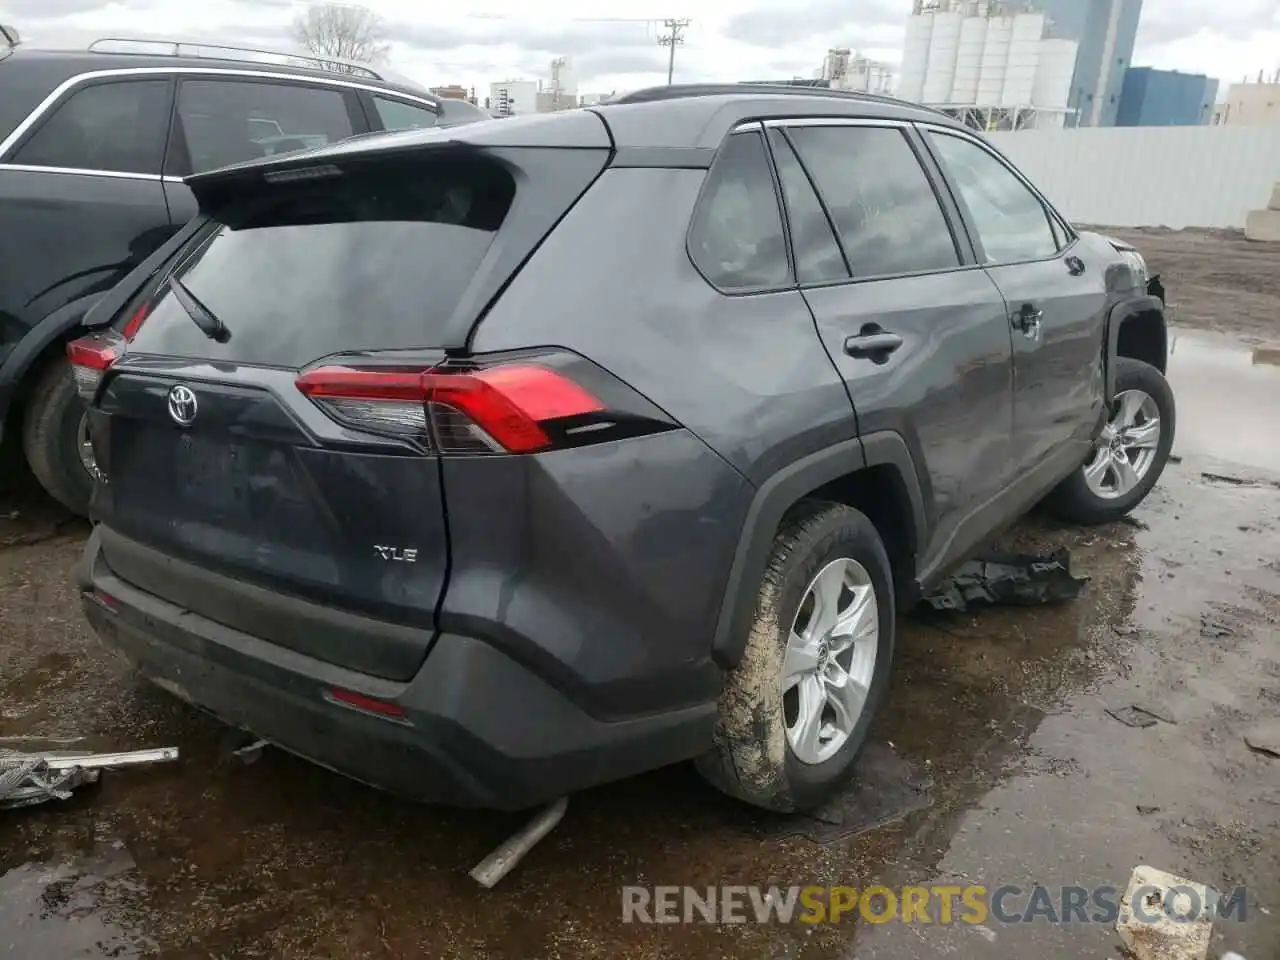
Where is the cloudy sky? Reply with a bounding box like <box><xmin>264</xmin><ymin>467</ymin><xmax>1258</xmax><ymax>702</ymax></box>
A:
<box><xmin>3</xmin><ymin>0</ymin><xmax>1277</xmax><ymax>99</ymax></box>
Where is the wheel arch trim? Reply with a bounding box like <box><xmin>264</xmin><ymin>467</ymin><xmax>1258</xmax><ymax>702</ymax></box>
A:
<box><xmin>710</xmin><ymin>431</ymin><xmax>927</xmax><ymax>668</ymax></box>
<box><xmin>1105</xmin><ymin>294</ymin><xmax>1166</xmax><ymax>401</ymax></box>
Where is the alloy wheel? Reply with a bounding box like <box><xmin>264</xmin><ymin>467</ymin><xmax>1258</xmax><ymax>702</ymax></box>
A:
<box><xmin>1082</xmin><ymin>389</ymin><xmax>1162</xmax><ymax>500</ymax></box>
<box><xmin>782</xmin><ymin>557</ymin><xmax>879</xmax><ymax>766</ymax></box>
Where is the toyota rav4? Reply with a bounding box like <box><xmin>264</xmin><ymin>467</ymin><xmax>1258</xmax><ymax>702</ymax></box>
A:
<box><xmin>73</xmin><ymin>85</ymin><xmax>1174</xmax><ymax>812</ymax></box>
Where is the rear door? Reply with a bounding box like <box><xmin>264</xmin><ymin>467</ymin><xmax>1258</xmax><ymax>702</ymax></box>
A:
<box><xmin>767</xmin><ymin>119</ymin><xmax>1016</xmax><ymax>579</ymax></box>
<box><xmin>161</xmin><ymin>76</ymin><xmax>365</xmax><ymax>223</ymax></box>
<box><xmin>90</xmin><ymin>142</ymin><xmax>610</xmax><ymax>681</ymax></box>
<box><xmin>923</xmin><ymin>128</ymin><xmax>1108</xmax><ymax>476</ymax></box>
<box><xmin>0</xmin><ymin>76</ymin><xmax>175</xmax><ymax>342</ymax></box>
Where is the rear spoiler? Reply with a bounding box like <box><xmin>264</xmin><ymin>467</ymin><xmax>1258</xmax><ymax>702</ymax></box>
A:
<box><xmin>183</xmin><ymin>108</ymin><xmax>613</xmax><ymax>212</ymax></box>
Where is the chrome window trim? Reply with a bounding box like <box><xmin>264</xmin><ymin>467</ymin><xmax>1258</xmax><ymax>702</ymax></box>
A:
<box><xmin>0</xmin><ymin>163</ymin><xmax>168</xmax><ymax>181</ymax></box>
<box><xmin>0</xmin><ymin>66</ymin><xmax>438</xmax><ymax>162</ymax></box>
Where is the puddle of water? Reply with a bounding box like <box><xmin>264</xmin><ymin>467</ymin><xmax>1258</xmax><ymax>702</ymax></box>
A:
<box><xmin>1167</xmin><ymin>331</ymin><xmax>1280</xmax><ymax>472</ymax></box>
<box><xmin>0</xmin><ymin>841</ymin><xmax>151</xmax><ymax>959</ymax></box>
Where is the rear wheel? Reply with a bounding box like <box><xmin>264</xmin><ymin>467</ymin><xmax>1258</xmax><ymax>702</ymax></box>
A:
<box><xmin>1045</xmin><ymin>357</ymin><xmax>1175</xmax><ymax>526</ymax></box>
<box><xmin>22</xmin><ymin>357</ymin><xmax>95</xmax><ymax>516</ymax></box>
<box><xmin>696</xmin><ymin>501</ymin><xmax>895</xmax><ymax>812</ymax></box>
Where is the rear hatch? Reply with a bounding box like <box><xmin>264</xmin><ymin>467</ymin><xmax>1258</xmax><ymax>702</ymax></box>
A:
<box><xmin>79</xmin><ymin>124</ymin><xmax>611</xmax><ymax>680</ymax></box>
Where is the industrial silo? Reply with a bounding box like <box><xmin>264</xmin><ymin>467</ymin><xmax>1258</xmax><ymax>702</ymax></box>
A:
<box><xmin>1001</xmin><ymin>12</ymin><xmax>1045</xmax><ymax>106</ymax></box>
<box><xmin>950</xmin><ymin>12</ymin><xmax>990</xmax><ymax>103</ymax></box>
<box><xmin>976</xmin><ymin>14</ymin><xmax>1012</xmax><ymax>106</ymax></box>
<box><xmin>898</xmin><ymin>11</ymin><xmax>935</xmax><ymax>102</ymax></box>
<box><xmin>921</xmin><ymin>9</ymin><xmax>963</xmax><ymax>103</ymax></box>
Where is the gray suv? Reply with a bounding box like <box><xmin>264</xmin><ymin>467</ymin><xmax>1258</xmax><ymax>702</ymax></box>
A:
<box><xmin>73</xmin><ymin>85</ymin><xmax>1174</xmax><ymax>812</ymax></box>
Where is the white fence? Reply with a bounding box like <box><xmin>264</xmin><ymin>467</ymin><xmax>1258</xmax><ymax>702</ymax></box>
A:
<box><xmin>987</xmin><ymin>125</ymin><xmax>1280</xmax><ymax>230</ymax></box>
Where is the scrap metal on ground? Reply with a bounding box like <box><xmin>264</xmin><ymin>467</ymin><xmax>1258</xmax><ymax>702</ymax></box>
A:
<box><xmin>0</xmin><ymin>747</ymin><xmax>179</xmax><ymax>810</ymax></box>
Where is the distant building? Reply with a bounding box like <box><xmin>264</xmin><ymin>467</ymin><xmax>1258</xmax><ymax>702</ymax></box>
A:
<box><xmin>578</xmin><ymin>93</ymin><xmax>612</xmax><ymax>106</ymax></box>
<box><xmin>1215</xmin><ymin>72</ymin><xmax>1280</xmax><ymax>126</ymax></box>
<box><xmin>489</xmin><ymin>79</ymin><xmax>538</xmax><ymax>117</ymax></box>
<box><xmin>1116</xmin><ymin>68</ymin><xmax>1217</xmax><ymax>126</ymax></box>
<box><xmin>822</xmin><ymin>49</ymin><xmax>894</xmax><ymax>93</ymax></box>
<box><xmin>430</xmin><ymin>84</ymin><xmax>476</xmax><ymax>104</ymax></box>
<box><xmin>1036</xmin><ymin>0</ymin><xmax>1143</xmax><ymax>127</ymax></box>
<box><xmin>536</xmin><ymin>90</ymin><xmax>578</xmax><ymax>112</ymax></box>
<box><xmin>898</xmin><ymin>2</ymin><xmax>1078</xmax><ymax>130</ymax></box>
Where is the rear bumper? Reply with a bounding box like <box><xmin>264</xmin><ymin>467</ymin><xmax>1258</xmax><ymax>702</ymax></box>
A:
<box><xmin>78</xmin><ymin>527</ymin><xmax>716</xmax><ymax>809</ymax></box>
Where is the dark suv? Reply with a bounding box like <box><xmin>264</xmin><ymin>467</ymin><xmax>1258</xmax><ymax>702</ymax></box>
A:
<box><xmin>73</xmin><ymin>85</ymin><xmax>1174</xmax><ymax>812</ymax></box>
<box><xmin>0</xmin><ymin>36</ymin><xmax>485</xmax><ymax>514</ymax></box>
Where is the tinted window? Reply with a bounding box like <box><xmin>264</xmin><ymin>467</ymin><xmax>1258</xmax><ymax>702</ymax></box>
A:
<box><xmin>688</xmin><ymin>131</ymin><xmax>791</xmax><ymax>291</ymax></box>
<box><xmin>768</xmin><ymin>129</ymin><xmax>848</xmax><ymax>284</ymax></box>
<box><xmin>13</xmin><ymin>80</ymin><xmax>170</xmax><ymax>174</ymax></box>
<box><xmin>929</xmin><ymin>132</ymin><xmax>1059</xmax><ymax>264</ymax></box>
<box><xmin>786</xmin><ymin>126</ymin><xmax>958</xmax><ymax>278</ymax></box>
<box><xmin>176</xmin><ymin>80</ymin><xmax>354</xmax><ymax>174</ymax></box>
<box><xmin>373</xmin><ymin>96</ymin><xmax>437</xmax><ymax>132</ymax></box>
<box><xmin>127</xmin><ymin>158</ymin><xmax>514</xmax><ymax>367</ymax></box>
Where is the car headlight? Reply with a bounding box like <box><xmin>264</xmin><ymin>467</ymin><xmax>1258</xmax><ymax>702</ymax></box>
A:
<box><xmin>1118</xmin><ymin>247</ymin><xmax>1148</xmax><ymax>286</ymax></box>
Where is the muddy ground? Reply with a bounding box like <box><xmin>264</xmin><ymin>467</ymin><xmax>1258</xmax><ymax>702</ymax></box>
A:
<box><xmin>2</xmin><ymin>230</ymin><xmax>1279</xmax><ymax>959</ymax></box>
<box><xmin>1104</xmin><ymin>227</ymin><xmax>1280</xmax><ymax>346</ymax></box>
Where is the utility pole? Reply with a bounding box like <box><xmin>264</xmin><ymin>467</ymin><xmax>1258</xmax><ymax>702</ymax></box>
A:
<box><xmin>656</xmin><ymin>18</ymin><xmax>690</xmax><ymax>85</ymax></box>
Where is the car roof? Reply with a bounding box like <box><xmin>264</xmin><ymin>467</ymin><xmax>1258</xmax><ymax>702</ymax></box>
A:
<box><xmin>2</xmin><ymin>46</ymin><xmax>436</xmax><ymax>102</ymax></box>
<box><xmin>592</xmin><ymin>84</ymin><xmax>967</xmax><ymax>150</ymax></box>
<box><xmin>179</xmin><ymin>83</ymin><xmax>977</xmax><ymax>189</ymax></box>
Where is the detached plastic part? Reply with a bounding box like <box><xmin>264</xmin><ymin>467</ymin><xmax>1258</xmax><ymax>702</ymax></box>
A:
<box><xmin>923</xmin><ymin>548</ymin><xmax>1089</xmax><ymax>613</ymax></box>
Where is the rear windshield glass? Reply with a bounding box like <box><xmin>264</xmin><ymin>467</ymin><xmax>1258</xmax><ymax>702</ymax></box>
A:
<box><xmin>126</xmin><ymin>158</ymin><xmax>515</xmax><ymax>367</ymax></box>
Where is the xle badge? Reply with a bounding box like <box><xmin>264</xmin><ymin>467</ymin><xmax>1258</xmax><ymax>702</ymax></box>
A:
<box><xmin>374</xmin><ymin>546</ymin><xmax>418</xmax><ymax>563</ymax></box>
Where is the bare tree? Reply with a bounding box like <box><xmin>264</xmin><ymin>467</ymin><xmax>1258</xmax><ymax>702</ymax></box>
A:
<box><xmin>292</xmin><ymin>3</ymin><xmax>390</xmax><ymax>71</ymax></box>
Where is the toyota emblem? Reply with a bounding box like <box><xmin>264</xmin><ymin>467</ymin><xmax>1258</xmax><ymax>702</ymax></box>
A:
<box><xmin>167</xmin><ymin>384</ymin><xmax>198</xmax><ymax>426</ymax></box>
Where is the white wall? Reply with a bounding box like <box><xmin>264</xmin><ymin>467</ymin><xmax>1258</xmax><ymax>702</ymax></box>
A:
<box><xmin>986</xmin><ymin>125</ymin><xmax>1280</xmax><ymax>229</ymax></box>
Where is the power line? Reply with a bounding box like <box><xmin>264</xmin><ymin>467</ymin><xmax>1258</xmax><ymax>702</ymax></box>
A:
<box><xmin>656</xmin><ymin>18</ymin><xmax>691</xmax><ymax>86</ymax></box>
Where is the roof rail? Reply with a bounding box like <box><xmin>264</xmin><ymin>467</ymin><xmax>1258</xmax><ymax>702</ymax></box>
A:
<box><xmin>610</xmin><ymin>83</ymin><xmax>954</xmax><ymax>119</ymax></box>
<box><xmin>86</xmin><ymin>37</ymin><xmax>397</xmax><ymax>85</ymax></box>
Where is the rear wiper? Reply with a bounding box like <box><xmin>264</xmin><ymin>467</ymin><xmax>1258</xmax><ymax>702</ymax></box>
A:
<box><xmin>169</xmin><ymin>275</ymin><xmax>230</xmax><ymax>343</ymax></box>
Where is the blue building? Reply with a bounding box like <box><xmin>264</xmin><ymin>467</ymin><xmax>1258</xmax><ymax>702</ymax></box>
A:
<box><xmin>1036</xmin><ymin>0</ymin><xmax>1143</xmax><ymax>126</ymax></box>
<box><xmin>1117</xmin><ymin>68</ymin><xmax>1219</xmax><ymax>126</ymax></box>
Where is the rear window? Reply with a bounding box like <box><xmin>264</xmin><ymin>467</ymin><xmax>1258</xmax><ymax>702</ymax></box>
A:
<box><xmin>126</xmin><ymin>158</ymin><xmax>515</xmax><ymax>367</ymax></box>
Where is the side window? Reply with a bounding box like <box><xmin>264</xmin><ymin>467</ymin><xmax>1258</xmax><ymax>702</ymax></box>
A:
<box><xmin>373</xmin><ymin>96</ymin><xmax>438</xmax><ymax>132</ymax></box>
<box><xmin>688</xmin><ymin>130</ymin><xmax>791</xmax><ymax>292</ymax></box>
<box><xmin>786</xmin><ymin>126</ymin><xmax>960</xmax><ymax>278</ymax></box>
<box><xmin>12</xmin><ymin>79</ymin><xmax>170</xmax><ymax>174</ymax></box>
<box><xmin>928</xmin><ymin>132</ymin><xmax>1059</xmax><ymax>264</ymax></box>
<box><xmin>175</xmin><ymin>80</ymin><xmax>354</xmax><ymax>174</ymax></box>
<box><xmin>767</xmin><ymin>128</ymin><xmax>849</xmax><ymax>284</ymax></box>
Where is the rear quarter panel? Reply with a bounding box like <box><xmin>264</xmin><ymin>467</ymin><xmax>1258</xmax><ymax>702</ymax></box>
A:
<box><xmin>466</xmin><ymin>166</ymin><xmax>861</xmax><ymax>711</ymax></box>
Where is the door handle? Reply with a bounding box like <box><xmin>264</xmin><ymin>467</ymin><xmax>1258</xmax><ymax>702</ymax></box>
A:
<box><xmin>1066</xmin><ymin>255</ymin><xmax>1086</xmax><ymax>276</ymax></box>
<box><xmin>1012</xmin><ymin>303</ymin><xmax>1043</xmax><ymax>340</ymax></box>
<box><xmin>843</xmin><ymin>328</ymin><xmax>904</xmax><ymax>363</ymax></box>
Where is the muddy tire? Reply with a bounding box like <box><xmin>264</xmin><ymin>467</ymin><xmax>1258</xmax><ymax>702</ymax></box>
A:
<box><xmin>696</xmin><ymin>501</ymin><xmax>895</xmax><ymax>812</ymax></box>
<box><xmin>22</xmin><ymin>357</ymin><xmax>94</xmax><ymax>516</ymax></box>
<box><xmin>1045</xmin><ymin>357</ymin><xmax>1175</xmax><ymax>526</ymax></box>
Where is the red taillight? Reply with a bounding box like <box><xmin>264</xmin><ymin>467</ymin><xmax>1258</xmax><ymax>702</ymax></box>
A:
<box><xmin>67</xmin><ymin>334</ymin><xmax>123</xmax><ymax>401</ymax></box>
<box><xmin>325</xmin><ymin>687</ymin><xmax>409</xmax><ymax>722</ymax></box>
<box><xmin>296</xmin><ymin>363</ymin><xmax>605</xmax><ymax>455</ymax></box>
<box><xmin>120</xmin><ymin>301</ymin><xmax>151</xmax><ymax>340</ymax></box>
